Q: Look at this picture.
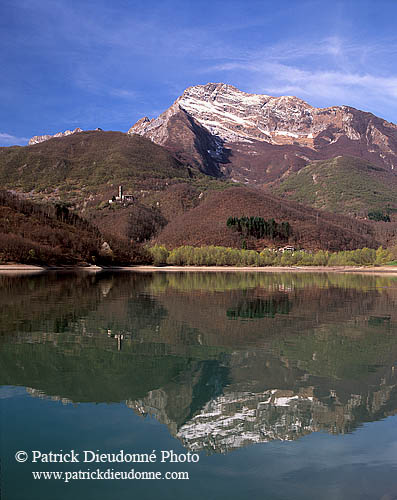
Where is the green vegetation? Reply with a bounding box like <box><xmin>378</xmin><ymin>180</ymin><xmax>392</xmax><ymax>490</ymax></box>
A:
<box><xmin>226</xmin><ymin>216</ymin><xmax>291</xmax><ymax>240</ymax></box>
<box><xmin>150</xmin><ymin>244</ymin><xmax>170</xmax><ymax>266</ymax></box>
<box><xmin>368</xmin><ymin>210</ymin><xmax>391</xmax><ymax>222</ymax></box>
<box><xmin>0</xmin><ymin>131</ymin><xmax>237</xmax><ymax>207</ymax></box>
<box><xmin>276</xmin><ymin>155</ymin><xmax>397</xmax><ymax>217</ymax></box>
<box><xmin>0</xmin><ymin>132</ymin><xmax>194</xmax><ymax>199</ymax></box>
<box><xmin>149</xmin><ymin>244</ymin><xmax>397</xmax><ymax>267</ymax></box>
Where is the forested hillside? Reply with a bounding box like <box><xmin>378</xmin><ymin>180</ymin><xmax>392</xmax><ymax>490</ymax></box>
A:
<box><xmin>0</xmin><ymin>191</ymin><xmax>147</xmax><ymax>265</ymax></box>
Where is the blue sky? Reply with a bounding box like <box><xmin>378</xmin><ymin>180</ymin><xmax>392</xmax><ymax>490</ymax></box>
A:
<box><xmin>2</xmin><ymin>0</ymin><xmax>397</xmax><ymax>146</ymax></box>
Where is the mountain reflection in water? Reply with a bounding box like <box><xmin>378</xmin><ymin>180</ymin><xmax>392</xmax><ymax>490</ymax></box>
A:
<box><xmin>1</xmin><ymin>271</ymin><xmax>397</xmax><ymax>454</ymax></box>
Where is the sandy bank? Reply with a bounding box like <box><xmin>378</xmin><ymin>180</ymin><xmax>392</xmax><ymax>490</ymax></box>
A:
<box><xmin>0</xmin><ymin>264</ymin><xmax>46</xmax><ymax>272</ymax></box>
<box><xmin>116</xmin><ymin>265</ymin><xmax>397</xmax><ymax>275</ymax></box>
<box><xmin>0</xmin><ymin>264</ymin><xmax>103</xmax><ymax>273</ymax></box>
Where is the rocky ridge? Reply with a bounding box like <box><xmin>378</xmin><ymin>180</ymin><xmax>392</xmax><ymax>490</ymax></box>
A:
<box><xmin>28</xmin><ymin>127</ymin><xmax>103</xmax><ymax>145</ymax></box>
<box><xmin>129</xmin><ymin>83</ymin><xmax>397</xmax><ymax>183</ymax></box>
<box><xmin>28</xmin><ymin>127</ymin><xmax>83</xmax><ymax>145</ymax></box>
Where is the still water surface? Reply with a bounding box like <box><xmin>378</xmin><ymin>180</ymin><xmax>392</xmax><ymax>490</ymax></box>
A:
<box><xmin>1</xmin><ymin>271</ymin><xmax>397</xmax><ymax>499</ymax></box>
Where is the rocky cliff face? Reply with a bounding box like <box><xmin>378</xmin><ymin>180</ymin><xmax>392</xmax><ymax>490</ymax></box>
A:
<box><xmin>129</xmin><ymin>83</ymin><xmax>397</xmax><ymax>183</ymax></box>
<box><xmin>28</xmin><ymin>127</ymin><xmax>103</xmax><ymax>145</ymax></box>
<box><xmin>28</xmin><ymin>127</ymin><xmax>84</xmax><ymax>145</ymax></box>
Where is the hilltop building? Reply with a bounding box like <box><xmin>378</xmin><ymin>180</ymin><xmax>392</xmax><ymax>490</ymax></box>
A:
<box><xmin>109</xmin><ymin>185</ymin><xmax>134</xmax><ymax>204</ymax></box>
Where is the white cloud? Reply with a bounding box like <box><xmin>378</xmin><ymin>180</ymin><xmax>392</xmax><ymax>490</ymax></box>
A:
<box><xmin>200</xmin><ymin>37</ymin><xmax>397</xmax><ymax>119</ymax></box>
<box><xmin>0</xmin><ymin>132</ymin><xmax>29</xmax><ymax>147</ymax></box>
<box><xmin>4</xmin><ymin>1</ymin><xmax>397</xmax><ymax>131</ymax></box>
<box><xmin>109</xmin><ymin>89</ymin><xmax>138</xmax><ymax>99</ymax></box>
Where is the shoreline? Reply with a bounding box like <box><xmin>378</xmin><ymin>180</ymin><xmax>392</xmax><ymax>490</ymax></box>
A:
<box><xmin>1</xmin><ymin>264</ymin><xmax>397</xmax><ymax>275</ymax></box>
<box><xmin>130</xmin><ymin>265</ymin><xmax>397</xmax><ymax>274</ymax></box>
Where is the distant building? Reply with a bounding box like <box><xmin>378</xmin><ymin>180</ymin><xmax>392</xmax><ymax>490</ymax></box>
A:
<box><xmin>109</xmin><ymin>185</ymin><xmax>134</xmax><ymax>204</ymax></box>
<box><xmin>278</xmin><ymin>246</ymin><xmax>295</xmax><ymax>253</ymax></box>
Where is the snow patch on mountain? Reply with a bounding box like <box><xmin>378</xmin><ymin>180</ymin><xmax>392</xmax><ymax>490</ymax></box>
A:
<box><xmin>28</xmin><ymin>128</ymin><xmax>102</xmax><ymax>145</ymax></box>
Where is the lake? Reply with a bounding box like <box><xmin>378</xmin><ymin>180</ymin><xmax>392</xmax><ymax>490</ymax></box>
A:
<box><xmin>1</xmin><ymin>270</ymin><xmax>397</xmax><ymax>500</ymax></box>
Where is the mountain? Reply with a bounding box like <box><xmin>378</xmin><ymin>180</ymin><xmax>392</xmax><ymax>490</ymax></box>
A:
<box><xmin>1</xmin><ymin>129</ymin><xmax>391</xmax><ymax>251</ymax></box>
<box><xmin>155</xmin><ymin>186</ymin><xmax>379</xmax><ymax>251</ymax></box>
<box><xmin>129</xmin><ymin>83</ymin><xmax>397</xmax><ymax>185</ymax></box>
<box><xmin>275</xmin><ymin>155</ymin><xmax>397</xmax><ymax>218</ymax></box>
<box><xmin>0</xmin><ymin>129</ymin><xmax>238</xmax><ymax>246</ymax></box>
<box><xmin>0</xmin><ymin>130</ymin><xmax>195</xmax><ymax>203</ymax></box>
<box><xmin>3</xmin><ymin>84</ymin><xmax>397</xmax><ymax>253</ymax></box>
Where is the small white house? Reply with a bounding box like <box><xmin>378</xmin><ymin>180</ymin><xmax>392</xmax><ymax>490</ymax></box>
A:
<box><xmin>278</xmin><ymin>246</ymin><xmax>295</xmax><ymax>253</ymax></box>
